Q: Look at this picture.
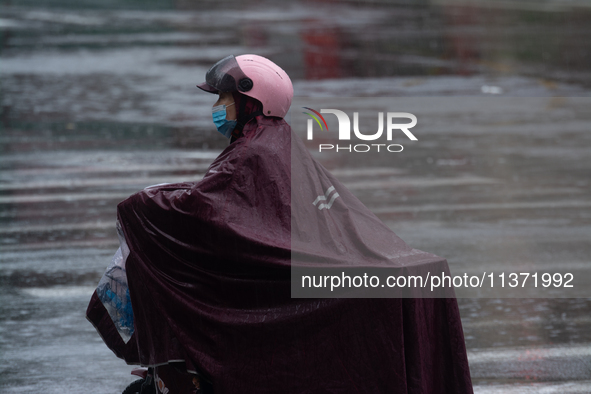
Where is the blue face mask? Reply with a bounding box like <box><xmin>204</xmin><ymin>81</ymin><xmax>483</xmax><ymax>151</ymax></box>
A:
<box><xmin>212</xmin><ymin>102</ymin><xmax>237</xmax><ymax>139</ymax></box>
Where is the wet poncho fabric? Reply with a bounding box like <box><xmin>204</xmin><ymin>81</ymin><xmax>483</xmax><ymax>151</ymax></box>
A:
<box><xmin>87</xmin><ymin>116</ymin><xmax>473</xmax><ymax>393</ymax></box>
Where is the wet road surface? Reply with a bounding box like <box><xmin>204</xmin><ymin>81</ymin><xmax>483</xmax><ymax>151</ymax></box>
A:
<box><xmin>1</xmin><ymin>1</ymin><xmax>591</xmax><ymax>393</ymax></box>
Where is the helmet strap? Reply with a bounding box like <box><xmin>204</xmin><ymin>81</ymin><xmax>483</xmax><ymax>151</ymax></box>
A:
<box><xmin>230</xmin><ymin>96</ymin><xmax>263</xmax><ymax>142</ymax></box>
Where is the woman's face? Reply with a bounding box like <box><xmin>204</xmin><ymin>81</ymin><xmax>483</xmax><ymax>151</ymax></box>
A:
<box><xmin>213</xmin><ymin>92</ymin><xmax>236</xmax><ymax>121</ymax></box>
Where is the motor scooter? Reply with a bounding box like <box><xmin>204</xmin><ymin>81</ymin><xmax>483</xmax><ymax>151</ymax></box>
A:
<box><xmin>94</xmin><ymin>226</ymin><xmax>213</xmax><ymax>394</ymax></box>
<box><xmin>121</xmin><ymin>367</ymin><xmax>154</xmax><ymax>394</ymax></box>
<box><xmin>121</xmin><ymin>364</ymin><xmax>213</xmax><ymax>394</ymax></box>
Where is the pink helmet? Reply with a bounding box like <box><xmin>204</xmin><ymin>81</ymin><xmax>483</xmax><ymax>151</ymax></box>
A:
<box><xmin>197</xmin><ymin>54</ymin><xmax>293</xmax><ymax>119</ymax></box>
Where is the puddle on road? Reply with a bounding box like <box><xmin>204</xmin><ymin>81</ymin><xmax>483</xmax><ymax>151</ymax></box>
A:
<box><xmin>19</xmin><ymin>285</ymin><xmax>97</xmax><ymax>298</ymax></box>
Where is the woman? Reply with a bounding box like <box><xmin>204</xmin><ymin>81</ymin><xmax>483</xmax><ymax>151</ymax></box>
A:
<box><xmin>88</xmin><ymin>54</ymin><xmax>473</xmax><ymax>394</ymax></box>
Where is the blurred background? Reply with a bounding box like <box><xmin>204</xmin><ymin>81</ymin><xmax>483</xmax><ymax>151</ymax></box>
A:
<box><xmin>1</xmin><ymin>0</ymin><xmax>590</xmax><ymax>393</ymax></box>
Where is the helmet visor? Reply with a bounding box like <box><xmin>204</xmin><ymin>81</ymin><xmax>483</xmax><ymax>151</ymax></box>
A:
<box><xmin>197</xmin><ymin>55</ymin><xmax>250</xmax><ymax>94</ymax></box>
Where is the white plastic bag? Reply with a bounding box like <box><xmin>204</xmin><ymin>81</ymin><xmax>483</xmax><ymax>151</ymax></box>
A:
<box><xmin>96</xmin><ymin>220</ymin><xmax>134</xmax><ymax>343</ymax></box>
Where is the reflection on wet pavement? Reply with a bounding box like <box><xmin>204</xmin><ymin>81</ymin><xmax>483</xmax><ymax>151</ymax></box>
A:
<box><xmin>1</xmin><ymin>0</ymin><xmax>590</xmax><ymax>393</ymax></box>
